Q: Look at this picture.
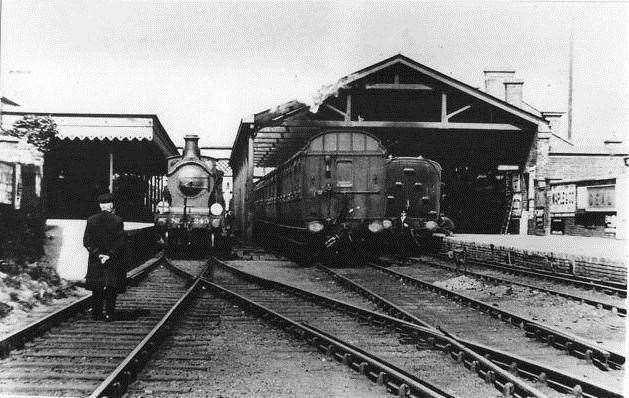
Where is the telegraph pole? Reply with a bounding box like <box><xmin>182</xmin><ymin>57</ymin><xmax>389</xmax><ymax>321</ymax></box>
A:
<box><xmin>567</xmin><ymin>23</ymin><xmax>574</xmax><ymax>141</ymax></box>
<box><xmin>0</xmin><ymin>0</ymin><xmax>3</xmax><ymax>128</ymax></box>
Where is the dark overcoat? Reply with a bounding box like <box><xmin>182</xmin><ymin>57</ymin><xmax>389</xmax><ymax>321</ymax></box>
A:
<box><xmin>83</xmin><ymin>210</ymin><xmax>127</xmax><ymax>292</ymax></box>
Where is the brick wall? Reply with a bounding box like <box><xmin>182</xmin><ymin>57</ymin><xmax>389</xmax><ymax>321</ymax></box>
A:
<box><xmin>439</xmin><ymin>237</ymin><xmax>627</xmax><ymax>284</ymax></box>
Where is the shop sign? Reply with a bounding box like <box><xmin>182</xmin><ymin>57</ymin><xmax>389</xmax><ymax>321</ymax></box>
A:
<box><xmin>586</xmin><ymin>185</ymin><xmax>615</xmax><ymax>212</ymax></box>
<box><xmin>549</xmin><ymin>184</ymin><xmax>576</xmax><ymax>213</ymax></box>
<box><xmin>0</xmin><ymin>162</ymin><xmax>14</xmax><ymax>205</ymax></box>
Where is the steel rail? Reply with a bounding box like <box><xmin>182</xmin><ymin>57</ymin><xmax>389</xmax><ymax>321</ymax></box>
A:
<box><xmin>369</xmin><ymin>263</ymin><xmax>624</xmax><ymax>371</ymax></box>
<box><xmin>319</xmin><ymin>264</ymin><xmax>622</xmax><ymax>398</ymax></box>
<box><xmin>0</xmin><ymin>254</ymin><xmax>165</xmax><ymax>358</ymax></box>
<box><xmin>205</xmin><ymin>279</ymin><xmax>451</xmax><ymax>398</ymax></box>
<box><xmin>393</xmin><ymin>257</ymin><xmax>626</xmax><ymax>316</ymax></box>
<box><xmin>167</xmin><ymin>259</ymin><xmax>453</xmax><ymax>398</ymax></box>
<box><xmin>449</xmin><ymin>334</ymin><xmax>623</xmax><ymax>398</ymax></box>
<box><xmin>303</xmin><ymin>322</ymin><xmax>457</xmax><ymax>398</ymax></box>
<box><xmin>456</xmin><ymin>256</ymin><xmax>627</xmax><ymax>296</ymax></box>
<box><xmin>210</xmin><ymin>257</ymin><xmax>546</xmax><ymax>398</ymax></box>
<box><xmin>314</xmin><ymin>264</ymin><xmax>435</xmax><ymax>330</ymax></box>
<box><xmin>88</xmin><ymin>260</ymin><xmax>209</xmax><ymax>398</ymax></box>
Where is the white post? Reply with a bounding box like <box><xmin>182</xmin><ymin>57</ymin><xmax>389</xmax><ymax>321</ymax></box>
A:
<box><xmin>13</xmin><ymin>162</ymin><xmax>21</xmax><ymax>209</ymax></box>
<box><xmin>0</xmin><ymin>0</ymin><xmax>4</xmax><ymax>128</ymax></box>
<box><xmin>108</xmin><ymin>151</ymin><xmax>114</xmax><ymax>192</ymax></box>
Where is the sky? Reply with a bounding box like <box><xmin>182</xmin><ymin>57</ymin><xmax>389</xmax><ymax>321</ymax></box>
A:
<box><xmin>1</xmin><ymin>1</ymin><xmax>628</xmax><ymax>147</ymax></box>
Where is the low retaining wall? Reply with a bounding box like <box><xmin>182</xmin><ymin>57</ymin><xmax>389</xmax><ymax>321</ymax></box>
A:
<box><xmin>439</xmin><ymin>237</ymin><xmax>627</xmax><ymax>284</ymax></box>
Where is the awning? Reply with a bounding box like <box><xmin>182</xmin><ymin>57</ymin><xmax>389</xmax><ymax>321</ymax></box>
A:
<box><xmin>1</xmin><ymin>112</ymin><xmax>179</xmax><ymax>157</ymax></box>
<box><xmin>52</xmin><ymin>116</ymin><xmax>154</xmax><ymax>141</ymax></box>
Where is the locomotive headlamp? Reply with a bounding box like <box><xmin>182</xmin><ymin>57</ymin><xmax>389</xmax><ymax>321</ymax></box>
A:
<box><xmin>307</xmin><ymin>221</ymin><xmax>324</xmax><ymax>233</ymax></box>
<box><xmin>382</xmin><ymin>219</ymin><xmax>393</xmax><ymax>229</ymax></box>
<box><xmin>425</xmin><ymin>221</ymin><xmax>438</xmax><ymax>230</ymax></box>
<box><xmin>210</xmin><ymin>203</ymin><xmax>223</xmax><ymax>216</ymax></box>
<box><xmin>211</xmin><ymin>218</ymin><xmax>221</xmax><ymax>228</ymax></box>
<box><xmin>368</xmin><ymin>221</ymin><xmax>383</xmax><ymax>233</ymax></box>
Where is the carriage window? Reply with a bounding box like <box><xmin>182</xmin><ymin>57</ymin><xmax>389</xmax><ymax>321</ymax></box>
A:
<box><xmin>310</xmin><ymin>136</ymin><xmax>323</xmax><ymax>151</ymax></box>
<box><xmin>336</xmin><ymin>160</ymin><xmax>353</xmax><ymax>188</ymax></box>
<box><xmin>352</xmin><ymin>133</ymin><xmax>365</xmax><ymax>151</ymax></box>
<box><xmin>365</xmin><ymin>136</ymin><xmax>378</xmax><ymax>151</ymax></box>
<box><xmin>324</xmin><ymin>134</ymin><xmax>337</xmax><ymax>151</ymax></box>
<box><xmin>338</xmin><ymin>133</ymin><xmax>351</xmax><ymax>151</ymax></box>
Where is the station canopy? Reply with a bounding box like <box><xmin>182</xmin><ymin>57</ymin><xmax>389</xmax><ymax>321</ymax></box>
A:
<box><xmin>232</xmin><ymin>54</ymin><xmax>548</xmax><ymax>171</ymax></box>
<box><xmin>2</xmin><ymin>112</ymin><xmax>179</xmax><ymax>167</ymax></box>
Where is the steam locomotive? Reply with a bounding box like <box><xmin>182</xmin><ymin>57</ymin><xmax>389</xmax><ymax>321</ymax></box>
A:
<box><xmin>155</xmin><ymin>135</ymin><xmax>229</xmax><ymax>254</ymax></box>
<box><xmin>253</xmin><ymin>130</ymin><xmax>453</xmax><ymax>260</ymax></box>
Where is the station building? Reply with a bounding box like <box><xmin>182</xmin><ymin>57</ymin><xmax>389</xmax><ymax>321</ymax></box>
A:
<box><xmin>230</xmin><ymin>54</ymin><xmax>628</xmax><ymax>240</ymax></box>
<box><xmin>545</xmin><ymin>140</ymin><xmax>628</xmax><ymax>238</ymax></box>
<box><xmin>1</xmin><ymin>111</ymin><xmax>179</xmax><ymax>221</ymax></box>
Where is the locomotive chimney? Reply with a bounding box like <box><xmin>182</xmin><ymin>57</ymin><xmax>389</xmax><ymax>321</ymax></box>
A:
<box><xmin>182</xmin><ymin>135</ymin><xmax>201</xmax><ymax>160</ymax></box>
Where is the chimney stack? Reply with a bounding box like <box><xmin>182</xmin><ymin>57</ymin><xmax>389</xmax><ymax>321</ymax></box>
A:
<box><xmin>483</xmin><ymin>70</ymin><xmax>516</xmax><ymax>99</ymax></box>
<box><xmin>504</xmin><ymin>80</ymin><xmax>524</xmax><ymax>107</ymax></box>
<box><xmin>182</xmin><ymin>135</ymin><xmax>201</xmax><ymax>160</ymax></box>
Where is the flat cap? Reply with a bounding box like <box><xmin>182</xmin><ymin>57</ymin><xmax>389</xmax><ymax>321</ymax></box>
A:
<box><xmin>97</xmin><ymin>192</ymin><xmax>114</xmax><ymax>203</ymax></box>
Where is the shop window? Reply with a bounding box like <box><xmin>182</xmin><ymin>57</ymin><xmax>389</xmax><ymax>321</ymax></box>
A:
<box><xmin>575</xmin><ymin>212</ymin><xmax>606</xmax><ymax>229</ymax></box>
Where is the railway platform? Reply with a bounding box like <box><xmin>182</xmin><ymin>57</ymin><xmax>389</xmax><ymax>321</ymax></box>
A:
<box><xmin>440</xmin><ymin>234</ymin><xmax>628</xmax><ymax>284</ymax></box>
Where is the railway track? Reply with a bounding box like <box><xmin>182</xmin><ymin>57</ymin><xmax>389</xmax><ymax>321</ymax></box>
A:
<box><xmin>125</xmin><ymin>266</ymin><xmax>400</xmax><ymax>397</ymax></box>
<box><xmin>400</xmin><ymin>256</ymin><xmax>626</xmax><ymax>316</ymax></box>
<box><xmin>0</xmin><ymin>256</ymin><xmax>209</xmax><ymax>397</ymax></box>
<box><xmin>209</xmin><ymin>257</ymin><xmax>546</xmax><ymax>398</ymax></box>
<box><xmin>0</xmin><ymin>256</ymin><xmax>163</xmax><ymax>359</ymax></box>
<box><xmin>319</xmin><ymin>262</ymin><xmax>624</xmax><ymax>396</ymax></box>
<box><xmin>225</xmin><ymin>250</ymin><xmax>623</xmax><ymax>398</ymax></box>
<box><xmin>258</xmin><ymin>235</ymin><xmax>626</xmax><ymax>396</ymax></box>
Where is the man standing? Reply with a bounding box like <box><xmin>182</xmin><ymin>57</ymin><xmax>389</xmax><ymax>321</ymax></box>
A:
<box><xmin>83</xmin><ymin>192</ymin><xmax>126</xmax><ymax>321</ymax></box>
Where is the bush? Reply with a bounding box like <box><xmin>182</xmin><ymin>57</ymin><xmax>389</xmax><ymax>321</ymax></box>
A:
<box><xmin>0</xmin><ymin>205</ymin><xmax>47</xmax><ymax>264</ymax></box>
